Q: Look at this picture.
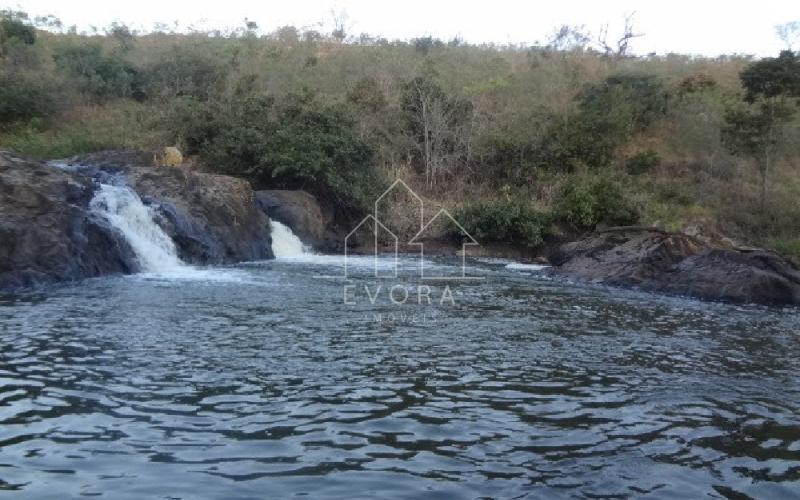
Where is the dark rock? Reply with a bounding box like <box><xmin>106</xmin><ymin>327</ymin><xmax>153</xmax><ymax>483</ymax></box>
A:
<box><xmin>113</xmin><ymin>165</ymin><xmax>273</xmax><ymax>264</ymax></box>
<box><xmin>0</xmin><ymin>151</ymin><xmax>133</xmax><ymax>290</ymax></box>
<box><xmin>550</xmin><ymin>228</ymin><xmax>800</xmax><ymax>306</ymax></box>
<box><xmin>255</xmin><ymin>190</ymin><xmax>331</xmax><ymax>249</ymax></box>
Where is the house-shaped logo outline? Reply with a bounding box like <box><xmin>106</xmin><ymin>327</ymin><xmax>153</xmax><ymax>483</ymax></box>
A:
<box><xmin>408</xmin><ymin>208</ymin><xmax>480</xmax><ymax>280</ymax></box>
<box><xmin>344</xmin><ymin>214</ymin><xmax>398</xmax><ymax>279</ymax></box>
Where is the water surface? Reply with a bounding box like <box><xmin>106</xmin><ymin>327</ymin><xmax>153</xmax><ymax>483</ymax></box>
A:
<box><xmin>1</xmin><ymin>256</ymin><xmax>798</xmax><ymax>499</ymax></box>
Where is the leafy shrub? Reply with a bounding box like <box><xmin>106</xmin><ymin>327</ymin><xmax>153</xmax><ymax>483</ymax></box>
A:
<box><xmin>0</xmin><ymin>10</ymin><xmax>35</xmax><ymax>52</ymax></box>
<box><xmin>54</xmin><ymin>43</ymin><xmax>143</xmax><ymax>99</ymax></box>
<box><xmin>536</xmin><ymin>113</ymin><xmax>619</xmax><ymax>170</ymax></box>
<box><xmin>539</xmin><ymin>74</ymin><xmax>669</xmax><ymax>170</ymax></box>
<box><xmin>579</xmin><ymin>74</ymin><xmax>669</xmax><ymax>135</ymax></box>
<box><xmin>767</xmin><ymin>236</ymin><xmax>800</xmax><ymax>258</ymax></box>
<box><xmin>0</xmin><ymin>71</ymin><xmax>56</xmax><ymax>125</ymax></box>
<box><xmin>556</xmin><ymin>177</ymin><xmax>638</xmax><ymax>230</ymax></box>
<box><xmin>454</xmin><ymin>197</ymin><xmax>551</xmax><ymax>248</ymax></box>
<box><xmin>143</xmin><ymin>45</ymin><xmax>227</xmax><ymax>101</ymax></box>
<box><xmin>625</xmin><ymin>150</ymin><xmax>660</xmax><ymax>175</ymax></box>
<box><xmin>172</xmin><ymin>91</ymin><xmax>380</xmax><ymax>211</ymax></box>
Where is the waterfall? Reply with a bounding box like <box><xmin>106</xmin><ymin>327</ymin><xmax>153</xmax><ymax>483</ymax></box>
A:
<box><xmin>90</xmin><ymin>183</ymin><xmax>189</xmax><ymax>274</ymax></box>
<box><xmin>270</xmin><ymin>220</ymin><xmax>310</xmax><ymax>258</ymax></box>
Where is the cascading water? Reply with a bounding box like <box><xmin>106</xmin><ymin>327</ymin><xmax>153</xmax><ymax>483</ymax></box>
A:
<box><xmin>270</xmin><ymin>220</ymin><xmax>310</xmax><ymax>258</ymax></box>
<box><xmin>89</xmin><ymin>183</ymin><xmax>189</xmax><ymax>274</ymax></box>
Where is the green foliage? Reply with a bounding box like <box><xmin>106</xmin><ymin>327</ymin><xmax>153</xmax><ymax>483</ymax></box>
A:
<box><xmin>723</xmin><ymin>52</ymin><xmax>799</xmax><ymax>208</ymax></box>
<box><xmin>578</xmin><ymin>73</ymin><xmax>669</xmax><ymax>135</ymax></box>
<box><xmin>678</xmin><ymin>73</ymin><xmax>717</xmax><ymax>94</ymax></box>
<box><xmin>346</xmin><ymin>77</ymin><xmax>387</xmax><ymax>112</ymax></box>
<box><xmin>454</xmin><ymin>197</ymin><xmax>551</xmax><ymax>248</ymax></box>
<box><xmin>143</xmin><ymin>45</ymin><xmax>227</xmax><ymax>101</ymax></box>
<box><xmin>556</xmin><ymin>177</ymin><xmax>639</xmax><ymax>230</ymax></box>
<box><xmin>537</xmin><ymin>73</ymin><xmax>669</xmax><ymax>170</ymax></box>
<box><xmin>173</xmin><ymin>91</ymin><xmax>379</xmax><ymax>210</ymax></box>
<box><xmin>767</xmin><ymin>236</ymin><xmax>800</xmax><ymax>258</ymax></box>
<box><xmin>721</xmin><ymin>105</ymin><xmax>777</xmax><ymax>158</ymax></box>
<box><xmin>0</xmin><ymin>71</ymin><xmax>56</xmax><ymax>125</ymax></box>
<box><xmin>0</xmin><ymin>10</ymin><xmax>35</xmax><ymax>53</ymax></box>
<box><xmin>54</xmin><ymin>43</ymin><xmax>143</xmax><ymax>99</ymax></box>
<box><xmin>625</xmin><ymin>150</ymin><xmax>660</xmax><ymax>175</ymax></box>
<box><xmin>0</xmin><ymin>125</ymin><xmax>120</xmax><ymax>158</ymax></box>
<box><xmin>740</xmin><ymin>50</ymin><xmax>800</xmax><ymax>101</ymax></box>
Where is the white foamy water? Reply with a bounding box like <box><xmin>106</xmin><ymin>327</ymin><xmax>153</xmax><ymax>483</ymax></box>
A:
<box><xmin>270</xmin><ymin>220</ymin><xmax>312</xmax><ymax>259</ymax></box>
<box><xmin>505</xmin><ymin>262</ymin><xmax>549</xmax><ymax>271</ymax></box>
<box><xmin>89</xmin><ymin>183</ymin><xmax>250</xmax><ymax>283</ymax></box>
<box><xmin>90</xmin><ymin>183</ymin><xmax>188</xmax><ymax>274</ymax></box>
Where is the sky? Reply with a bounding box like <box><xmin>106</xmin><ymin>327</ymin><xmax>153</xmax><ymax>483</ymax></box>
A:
<box><xmin>7</xmin><ymin>0</ymin><xmax>799</xmax><ymax>56</ymax></box>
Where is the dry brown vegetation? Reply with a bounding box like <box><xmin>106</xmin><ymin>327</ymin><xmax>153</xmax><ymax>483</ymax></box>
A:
<box><xmin>1</xmin><ymin>12</ymin><xmax>799</xmax><ymax>254</ymax></box>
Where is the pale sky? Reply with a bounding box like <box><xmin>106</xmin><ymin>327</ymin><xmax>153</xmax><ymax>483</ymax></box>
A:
<box><xmin>7</xmin><ymin>0</ymin><xmax>799</xmax><ymax>56</ymax></box>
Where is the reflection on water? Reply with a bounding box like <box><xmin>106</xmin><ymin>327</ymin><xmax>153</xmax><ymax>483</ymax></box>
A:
<box><xmin>0</xmin><ymin>257</ymin><xmax>798</xmax><ymax>498</ymax></box>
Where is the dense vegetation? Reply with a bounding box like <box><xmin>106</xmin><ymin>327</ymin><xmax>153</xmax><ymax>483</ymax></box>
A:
<box><xmin>1</xmin><ymin>9</ymin><xmax>799</xmax><ymax>254</ymax></box>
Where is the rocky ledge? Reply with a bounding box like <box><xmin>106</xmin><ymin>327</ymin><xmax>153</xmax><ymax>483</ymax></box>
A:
<box><xmin>548</xmin><ymin>227</ymin><xmax>800</xmax><ymax>306</ymax></box>
<box><xmin>0</xmin><ymin>152</ymin><xmax>132</xmax><ymax>290</ymax></box>
<box><xmin>0</xmin><ymin>151</ymin><xmax>273</xmax><ymax>291</ymax></box>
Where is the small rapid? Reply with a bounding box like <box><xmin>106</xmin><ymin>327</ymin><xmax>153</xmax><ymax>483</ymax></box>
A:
<box><xmin>270</xmin><ymin>220</ymin><xmax>311</xmax><ymax>258</ymax></box>
<box><xmin>89</xmin><ymin>182</ymin><xmax>190</xmax><ymax>274</ymax></box>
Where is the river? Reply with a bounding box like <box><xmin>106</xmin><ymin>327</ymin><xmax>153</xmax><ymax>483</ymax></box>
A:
<box><xmin>0</xmin><ymin>183</ymin><xmax>798</xmax><ymax>498</ymax></box>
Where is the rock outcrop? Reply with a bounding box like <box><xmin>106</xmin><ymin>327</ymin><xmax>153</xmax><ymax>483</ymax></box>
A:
<box><xmin>255</xmin><ymin>190</ymin><xmax>332</xmax><ymax>249</ymax></box>
<box><xmin>0</xmin><ymin>152</ymin><xmax>133</xmax><ymax>290</ymax></box>
<box><xmin>0</xmin><ymin>150</ymin><xmax>274</xmax><ymax>291</ymax></box>
<box><xmin>549</xmin><ymin>228</ymin><xmax>800</xmax><ymax>306</ymax></box>
<box><xmin>124</xmin><ymin>166</ymin><xmax>272</xmax><ymax>264</ymax></box>
<box><xmin>67</xmin><ymin>152</ymin><xmax>273</xmax><ymax>265</ymax></box>
<box><xmin>153</xmin><ymin>146</ymin><xmax>183</xmax><ymax>167</ymax></box>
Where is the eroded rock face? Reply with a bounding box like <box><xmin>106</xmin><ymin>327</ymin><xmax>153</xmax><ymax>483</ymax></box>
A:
<box><xmin>126</xmin><ymin>167</ymin><xmax>273</xmax><ymax>264</ymax></box>
<box><xmin>255</xmin><ymin>190</ymin><xmax>331</xmax><ymax>249</ymax></box>
<box><xmin>0</xmin><ymin>152</ymin><xmax>133</xmax><ymax>290</ymax></box>
<box><xmin>549</xmin><ymin>228</ymin><xmax>800</xmax><ymax>306</ymax></box>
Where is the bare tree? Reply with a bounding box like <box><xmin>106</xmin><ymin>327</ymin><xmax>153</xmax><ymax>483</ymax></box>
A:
<box><xmin>403</xmin><ymin>78</ymin><xmax>471</xmax><ymax>189</ymax></box>
<box><xmin>597</xmin><ymin>12</ymin><xmax>643</xmax><ymax>57</ymax></box>
<box><xmin>330</xmin><ymin>8</ymin><xmax>350</xmax><ymax>42</ymax></box>
<box><xmin>776</xmin><ymin>21</ymin><xmax>800</xmax><ymax>51</ymax></box>
<box><xmin>547</xmin><ymin>25</ymin><xmax>591</xmax><ymax>51</ymax></box>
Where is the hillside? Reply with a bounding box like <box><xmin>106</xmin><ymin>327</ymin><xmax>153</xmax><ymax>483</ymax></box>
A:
<box><xmin>1</xmin><ymin>10</ymin><xmax>799</xmax><ymax>256</ymax></box>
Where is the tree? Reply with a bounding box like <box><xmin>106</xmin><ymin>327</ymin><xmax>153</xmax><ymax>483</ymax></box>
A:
<box><xmin>0</xmin><ymin>10</ymin><xmax>35</xmax><ymax>58</ymax></box>
<box><xmin>538</xmin><ymin>73</ymin><xmax>668</xmax><ymax>170</ymax></box>
<box><xmin>400</xmin><ymin>76</ymin><xmax>472</xmax><ymax>188</ymax></box>
<box><xmin>54</xmin><ymin>43</ymin><xmax>142</xmax><ymax>99</ymax></box>
<box><xmin>776</xmin><ymin>21</ymin><xmax>800</xmax><ymax>51</ymax></box>
<box><xmin>174</xmin><ymin>91</ymin><xmax>378</xmax><ymax>211</ymax></box>
<box><xmin>596</xmin><ymin>12</ymin><xmax>643</xmax><ymax>57</ymax></box>
<box><xmin>723</xmin><ymin>51</ymin><xmax>800</xmax><ymax>210</ymax></box>
<box><xmin>107</xmin><ymin>22</ymin><xmax>135</xmax><ymax>53</ymax></box>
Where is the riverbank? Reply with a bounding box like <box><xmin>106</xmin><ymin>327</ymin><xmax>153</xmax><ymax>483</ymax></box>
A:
<box><xmin>2</xmin><ymin>150</ymin><xmax>800</xmax><ymax>306</ymax></box>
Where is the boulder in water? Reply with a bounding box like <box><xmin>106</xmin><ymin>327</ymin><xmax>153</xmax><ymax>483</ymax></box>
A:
<box><xmin>111</xmin><ymin>164</ymin><xmax>273</xmax><ymax>264</ymax></box>
<box><xmin>255</xmin><ymin>190</ymin><xmax>330</xmax><ymax>249</ymax></box>
<box><xmin>549</xmin><ymin>228</ymin><xmax>800</xmax><ymax>306</ymax></box>
<box><xmin>0</xmin><ymin>152</ymin><xmax>133</xmax><ymax>290</ymax></box>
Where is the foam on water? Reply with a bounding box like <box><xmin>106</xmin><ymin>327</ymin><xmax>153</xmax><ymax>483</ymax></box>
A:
<box><xmin>270</xmin><ymin>220</ymin><xmax>312</xmax><ymax>258</ymax></box>
<box><xmin>90</xmin><ymin>183</ymin><xmax>251</xmax><ymax>283</ymax></box>
<box><xmin>90</xmin><ymin>183</ymin><xmax>188</xmax><ymax>274</ymax></box>
<box><xmin>505</xmin><ymin>262</ymin><xmax>549</xmax><ymax>271</ymax></box>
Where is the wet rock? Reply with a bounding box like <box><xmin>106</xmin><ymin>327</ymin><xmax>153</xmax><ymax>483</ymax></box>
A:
<box><xmin>0</xmin><ymin>152</ymin><xmax>133</xmax><ymax>290</ymax></box>
<box><xmin>117</xmin><ymin>165</ymin><xmax>273</xmax><ymax>264</ymax></box>
<box><xmin>549</xmin><ymin>228</ymin><xmax>800</xmax><ymax>306</ymax></box>
<box><xmin>255</xmin><ymin>190</ymin><xmax>331</xmax><ymax>249</ymax></box>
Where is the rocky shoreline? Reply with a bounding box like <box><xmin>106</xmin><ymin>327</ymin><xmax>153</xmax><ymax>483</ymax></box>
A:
<box><xmin>0</xmin><ymin>151</ymin><xmax>274</xmax><ymax>290</ymax></box>
<box><xmin>547</xmin><ymin>228</ymin><xmax>800</xmax><ymax>306</ymax></box>
<box><xmin>2</xmin><ymin>150</ymin><xmax>800</xmax><ymax>307</ymax></box>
